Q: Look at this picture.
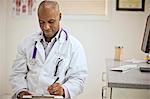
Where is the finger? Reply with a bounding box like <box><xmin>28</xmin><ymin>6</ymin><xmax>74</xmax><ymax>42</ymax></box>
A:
<box><xmin>47</xmin><ymin>84</ymin><xmax>54</xmax><ymax>92</ymax></box>
<box><xmin>19</xmin><ymin>91</ymin><xmax>32</xmax><ymax>99</ymax></box>
<box><xmin>52</xmin><ymin>87</ymin><xmax>64</xmax><ymax>96</ymax></box>
<box><xmin>50</xmin><ymin>85</ymin><xmax>64</xmax><ymax>96</ymax></box>
<box><xmin>25</xmin><ymin>92</ymin><xmax>32</xmax><ymax>95</ymax></box>
<box><xmin>47</xmin><ymin>83</ymin><xmax>60</xmax><ymax>93</ymax></box>
<box><xmin>48</xmin><ymin>83</ymin><xmax>62</xmax><ymax>94</ymax></box>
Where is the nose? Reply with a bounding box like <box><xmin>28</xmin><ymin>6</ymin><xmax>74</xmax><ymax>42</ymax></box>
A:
<box><xmin>43</xmin><ymin>23</ymin><xmax>50</xmax><ymax>30</ymax></box>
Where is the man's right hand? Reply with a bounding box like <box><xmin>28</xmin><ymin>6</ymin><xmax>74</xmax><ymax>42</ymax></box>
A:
<box><xmin>17</xmin><ymin>91</ymin><xmax>32</xmax><ymax>99</ymax></box>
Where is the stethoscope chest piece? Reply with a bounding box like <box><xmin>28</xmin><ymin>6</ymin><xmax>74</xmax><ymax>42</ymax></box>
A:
<box><xmin>29</xmin><ymin>59</ymin><xmax>36</xmax><ymax>65</ymax></box>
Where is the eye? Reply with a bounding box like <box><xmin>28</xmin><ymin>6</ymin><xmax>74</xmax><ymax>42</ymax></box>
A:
<box><xmin>39</xmin><ymin>20</ymin><xmax>45</xmax><ymax>24</ymax></box>
<box><xmin>48</xmin><ymin>20</ymin><xmax>55</xmax><ymax>24</ymax></box>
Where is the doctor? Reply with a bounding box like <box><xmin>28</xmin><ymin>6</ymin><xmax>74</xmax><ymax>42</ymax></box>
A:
<box><xmin>10</xmin><ymin>0</ymin><xmax>88</xmax><ymax>99</ymax></box>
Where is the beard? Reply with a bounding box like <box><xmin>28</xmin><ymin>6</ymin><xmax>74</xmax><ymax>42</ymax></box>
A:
<box><xmin>43</xmin><ymin>30</ymin><xmax>54</xmax><ymax>38</ymax></box>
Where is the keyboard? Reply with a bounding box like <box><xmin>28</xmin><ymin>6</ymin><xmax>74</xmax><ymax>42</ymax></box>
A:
<box><xmin>139</xmin><ymin>67</ymin><xmax>150</xmax><ymax>72</ymax></box>
<box><xmin>110</xmin><ymin>64</ymin><xmax>137</xmax><ymax>72</ymax></box>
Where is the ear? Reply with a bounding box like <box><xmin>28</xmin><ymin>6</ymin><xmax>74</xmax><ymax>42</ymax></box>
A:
<box><xmin>59</xmin><ymin>13</ymin><xmax>62</xmax><ymax>21</ymax></box>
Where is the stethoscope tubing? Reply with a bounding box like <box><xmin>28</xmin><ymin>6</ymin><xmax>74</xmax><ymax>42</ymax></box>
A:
<box><xmin>32</xmin><ymin>28</ymin><xmax>68</xmax><ymax>60</ymax></box>
<box><xmin>32</xmin><ymin>41</ymin><xmax>37</xmax><ymax>59</ymax></box>
<box><xmin>30</xmin><ymin>28</ymin><xmax>68</xmax><ymax>76</ymax></box>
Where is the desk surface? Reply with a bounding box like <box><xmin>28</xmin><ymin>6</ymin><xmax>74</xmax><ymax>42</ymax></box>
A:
<box><xmin>106</xmin><ymin>59</ymin><xmax>150</xmax><ymax>89</ymax></box>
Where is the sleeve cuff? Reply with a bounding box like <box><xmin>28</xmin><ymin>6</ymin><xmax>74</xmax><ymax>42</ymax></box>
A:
<box><xmin>16</xmin><ymin>88</ymin><xmax>28</xmax><ymax>98</ymax></box>
<box><xmin>62</xmin><ymin>85</ymin><xmax>70</xmax><ymax>98</ymax></box>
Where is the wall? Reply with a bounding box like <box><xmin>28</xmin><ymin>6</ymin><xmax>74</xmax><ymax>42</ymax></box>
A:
<box><xmin>0</xmin><ymin>1</ymin><xmax>3</xmax><ymax>96</ymax></box>
<box><xmin>0</xmin><ymin>0</ymin><xmax>6</xmax><ymax>96</ymax></box>
<box><xmin>1</xmin><ymin>0</ymin><xmax>150</xmax><ymax>99</ymax></box>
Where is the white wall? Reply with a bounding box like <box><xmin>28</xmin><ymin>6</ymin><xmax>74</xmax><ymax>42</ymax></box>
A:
<box><xmin>0</xmin><ymin>0</ymin><xmax>6</xmax><ymax>96</ymax></box>
<box><xmin>1</xmin><ymin>0</ymin><xmax>150</xmax><ymax>99</ymax></box>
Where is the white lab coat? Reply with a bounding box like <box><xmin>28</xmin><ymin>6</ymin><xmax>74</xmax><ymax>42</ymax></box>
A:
<box><xmin>10</xmin><ymin>28</ymin><xmax>88</xmax><ymax>99</ymax></box>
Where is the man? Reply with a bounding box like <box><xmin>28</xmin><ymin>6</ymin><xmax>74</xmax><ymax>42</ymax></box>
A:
<box><xmin>10</xmin><ymin>0</ymin><xmax>88</xmax><ymax>99</ymax></box>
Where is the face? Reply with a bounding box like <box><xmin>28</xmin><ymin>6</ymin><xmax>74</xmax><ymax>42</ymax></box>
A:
<box><xmin>38</xmin><ymin>6</ymin><xmax>61</xmax><ymax>39</ymax></box>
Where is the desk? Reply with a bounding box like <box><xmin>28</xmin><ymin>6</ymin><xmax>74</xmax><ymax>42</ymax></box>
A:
<box><xmin>105</xmin><ymin>59</ymin><xmax>150</xmax><ymax>99</ymax></box>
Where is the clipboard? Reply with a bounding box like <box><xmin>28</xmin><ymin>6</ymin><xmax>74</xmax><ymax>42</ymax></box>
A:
<box><xmin>23</xmin><ymin>95</ymin><xmax>63</xmax><ymax>99</ymax></box>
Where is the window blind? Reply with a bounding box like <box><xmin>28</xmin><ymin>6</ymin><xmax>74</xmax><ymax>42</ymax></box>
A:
<box><xmin>57</xmin><ymin>0</ymin><xmax>107</xmax><ymax>16</ymax></box>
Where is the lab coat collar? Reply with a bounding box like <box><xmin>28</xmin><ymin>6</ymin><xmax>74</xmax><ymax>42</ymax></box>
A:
<box><xmin>33</xmin><ymin>26</ymin><xmax>67</xmax><ymax>43</ymax></box>
<box><xmin>32</xmin><ymin>27</ymin><xmax>66</xmax><ymax>63</ymax></box>
<box><xmin>40</xmin><ymin>27</ymin><xmax>62</xmax><ymax>42</ymax></box>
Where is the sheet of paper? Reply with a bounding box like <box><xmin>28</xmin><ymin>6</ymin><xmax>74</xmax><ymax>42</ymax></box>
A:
<box><xmin>110</xmin><ymin>64</ymin><xmax>137</xmax><ymax>72</ymax></box>
<box><xmin>123</xmin><ymin>58</ymin><xmax>146</xmax><ymax>63</ymax></box>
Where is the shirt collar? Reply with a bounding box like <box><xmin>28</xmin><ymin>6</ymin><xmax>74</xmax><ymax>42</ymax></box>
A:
<box><xmin>41</xmin><ymin>27</ymin><xmax>62</xmax><ymax>43</ymax></box>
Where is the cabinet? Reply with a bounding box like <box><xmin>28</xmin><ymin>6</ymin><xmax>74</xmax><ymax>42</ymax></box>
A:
<box><xmin>102</xmin><ymin>59</ymin><xmax>150</xmax><ymax>99</ymax></box>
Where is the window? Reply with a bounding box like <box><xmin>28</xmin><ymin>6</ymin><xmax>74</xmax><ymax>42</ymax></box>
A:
<box><xmin>57</xmin><ymin>0</ymin><xmax>107</xmax><ymax>16</ymax></box>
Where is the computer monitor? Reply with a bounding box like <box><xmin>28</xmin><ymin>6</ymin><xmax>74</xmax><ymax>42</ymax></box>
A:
<box><xmin>141</xmin><ymin>15</ymin><xmax>150</xmax><ymax>63</ymax></box>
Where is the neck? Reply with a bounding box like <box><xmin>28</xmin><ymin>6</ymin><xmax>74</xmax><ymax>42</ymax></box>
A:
<box><xmin>45</xmin><ymin>37</ymin><xmax>52</xmax><ymax>42</ymax></box>
<box><xmin>43</xmin><ymin>31</ymin><xmax>58</xmax><ymax>42</ymax></box>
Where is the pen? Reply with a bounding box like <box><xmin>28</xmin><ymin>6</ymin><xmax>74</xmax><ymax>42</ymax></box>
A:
<box><xmin>48</xmin><ymin>77</ymin><xmax>59</xmax><ymax>95</ymax></box>
<box><xmin>53</xmin><ymin>77</ymin><xmax>59</xmax><ymax>84</ymax></box>
<box><xmin>47</xmin><ymin>77</ymin><xmax>59</xmax><ymax>95</ymax></box>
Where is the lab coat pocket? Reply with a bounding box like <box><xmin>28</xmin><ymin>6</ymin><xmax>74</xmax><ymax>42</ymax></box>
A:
<box><xmin>58</xmin><ymin>58</ymin><xmax>70</xmax><ymax>77</ymax></box>
<box><xmin>56</xmin><ymin>58</ymin><xmax>70</xmax><ymax>84</ymax></box>
<box><xmin>64</xmin><ymin>58</ymin><xmax>70</xmax><ymax>74</ymax></box>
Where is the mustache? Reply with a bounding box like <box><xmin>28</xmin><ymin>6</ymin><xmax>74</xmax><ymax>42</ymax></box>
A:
<box><xmin>43</xmin><ymin>30</ymin><xmax>53</xmax><ymax>33</ymax></box>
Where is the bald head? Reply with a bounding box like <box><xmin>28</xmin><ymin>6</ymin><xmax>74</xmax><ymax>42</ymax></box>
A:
<box><xmin>38</xmin><ymin>0</ymin><xmax>60</xmax><ymax>15</ymax></box>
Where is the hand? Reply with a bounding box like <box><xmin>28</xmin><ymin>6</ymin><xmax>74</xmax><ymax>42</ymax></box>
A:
<box><xmin>47</xmin><ymin>83</ymin><xmax>64</xmax><ymax>97</ymax></box>
<box><xmin>17</xmin><ymin>91</ymin><xmax>32</xmax><ymax>99</ymax></box>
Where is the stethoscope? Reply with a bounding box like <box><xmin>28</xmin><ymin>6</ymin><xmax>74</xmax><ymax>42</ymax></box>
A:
<box><xmin>29</xmin><ymin>28</ymin><xmax>68</xmax><ymax>66</ymax></box>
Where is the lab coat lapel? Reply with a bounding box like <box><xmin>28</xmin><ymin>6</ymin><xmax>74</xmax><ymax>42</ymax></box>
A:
<box><xmin>44</xmin><ymin>40</ymin><xmax>60</xmax><ymax>64</ymax></box>
<box><xmin>36</xmin><ymin>41</ymin><xmax>45</xmax><ymax>63</ymax></box>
